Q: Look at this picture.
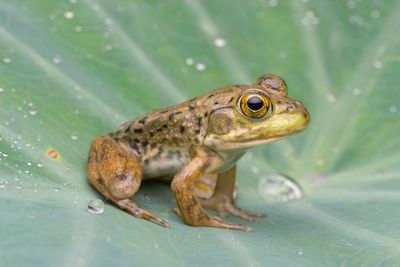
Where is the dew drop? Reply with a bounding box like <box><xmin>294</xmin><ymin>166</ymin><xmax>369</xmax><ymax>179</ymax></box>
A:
<box><xmin>16</xmin><ymin>186</ymin><xmax>22</xmax><ymax>190</ymax></box>
<box><xmin>352</xmin><ymin>88</ymin><xmax>361</xmax><ymax>96</ymax></box>
<box><xmin>265</xmin><ymin>0</ymin><xmax>278</xmax><ymax>8</ymax></box>
<box><xmin>298</xmin><ymin>249</ymin><xmax>304</xmax><ymax>255</ymax></box>
<box><xmin>54</xmin><ymin>186</ymin><xmax>61</xmax><ymax>192</ymax></box>
<box><xmin>52</xmin><ymin>56</ymin><xmax>61</xmax><ymax>64</ymax></box>
<box><xmin>0</xmin><ymin>88</ymin><xmax>4</xmax><ymax>92</ymax></box>
<box><xmin>64</xmin><ymin>11</ymin><xmax>75</xmax><ymax>19</ymax></box>
<box><xmin>0</xmin><ymin>178</ymin><xmax>7</xmax><ymax>189</ymax></box>
<box><xmin>104</xmin><ymin>44</ymin><xmax>113</xmax><ymax>51</ymax></box>
<box><xmin>29</xmin><ymin>109</ymin><xmax>38</xmax><ymax>116</ymax></box>
<box><xmin>185</xmin><ymin>58</ymin><xmax>194</xmax><ymax>66</ymax></box>
<box><xmin>302</xmin><ymin>11</ymin><xmax>319</xmax><ymax>26</ymax></box>
<box><xmin>349</xmin><ymin>15</ymin><xmax>365</xmax><ymax>25</ymax></box>
<box><xmin>258</xmin><ymin>174</ymin><xmax>303</xmax><ymax>203</ymax></box>
<box><xmin>371</xmin><ymin>10</ymin><xmax>380</xmax><ymax>19</ymax></box>
<box><xmin>88</xmin><ymin>199</ymin><xmax>105</xmax><ymax>214</ymax></box>
<box><xmin>373</xmin><ymin>60</ymin><xmax>383</xmax><ymax>69</ymax></box>
<box><xmin>36</xmin><ymin>161</ymin><xmax>44</xmax><ymax>168</ymax></box>
<box><xmin>70</xmin><ymin>133</ymin><xmax>79</xmax><ymax>141</ymax></box>
<box><xmin>195</xmin><ymin>62</ymin><xmax>206</xmax><ymax>71</ymax></box>
<box><xmin>347</xmin><ymin>0</ymin><xmax>356</xmax><ymax>9</ymax></box>
<box><xmin>214</xmin><ymin>37</ymin><xmax>226</xmax><ymax>48</ymax></box>
<box><xmin>3</xmin><ymin>58</ymin><xmax>12</xmax><ymax>64</ymax></box>
<box><xmin>327</xmin><ymin>93</ymin><xmax>336</xmax><ymax>103</ymax></box>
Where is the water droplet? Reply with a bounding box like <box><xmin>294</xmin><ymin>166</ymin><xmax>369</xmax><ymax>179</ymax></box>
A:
<box><xmin>258</xmin><ymin>174</ymin><xmax>303</xmax><ymax>203</ymax></box>
<box><xmin>27</xmin><ymin>162</ymin><xmax>32</xmax><ymax>166</ymax></box>
<box><xmin>195</xmin><ymin>62</ymin><xmax>206</xmax><ymax>71</ymax></box>
<box><xmin>371</xmin><ymin>10</ymin><xmax>380</xmax><ymax>19</ymax></box>
<box><xmin>0</xmin><ymin>88</ymin><xmax>4</xmax><ymax>92</ymax></box>
<box><xmin>52</xmin><ymin>56</ymin><xmax>61</xmax><ymax>64</ymax></box>
<box><xmin>389</xmin><ymin>106</ymin><xmax>397</xmax><ymax>113</ymax></box>
<box><xmin>185</xmin><ymin>58</ymin><xmax>194</xmax><ymax>66</ymax></box>
<box><xmin>302</xmin><ymin>11</ymin><xmax>319</xmax><ymax>26</ymax></box>
<box><xmin>0</xmin><ymin>178</ymin><xmax>7</xmax><ymax>189</ymax></box>
<box><xmin>105</xmin><ymin>18</ymin><xmax>113</xmax><ymax>26</ymax></box>
<box><xmin>48</xmin><ymin>149</ymin><xmax>59</xmax><ymax>159</ymax></box>
<box><xmin>373</xmin><ymin>60</ymin><xmax>383</xmax><ymax>69</ymax></box>
<box><xmin>251</xmin><ymin>166</ymin><xmax>260</xmax><ymax>174</ymax></box>
<box><xmin>265</xmin><ymin>0</ymin><xmax>278</xmax><ymax>7</ymax></box>
<box><xmin>349</xmin><ymin>15</ymin><xmax>365</xmax><ymax>26</ymax></box>
<box><xmin>54</xmin><ymin>186</ymin><xmax>60</xmax><ymax>192</ymax></box>
<box><xmin>347</xmin><ymin>0</ymin><xmax>356</xmax><ymax>9</ymax></box>
<box><xmin>214</xmin><ymin>37</ymin><xmax>226</xmax><ymax>48</ymax></box>
<box><xmin>327</xmin><ymin>93</ymin><xmax>336</xmax><ymax>103</ymax></box>
<box><xmin>88</xmin><ymin>199</ymin><xmax>104</xmax><ymax>214</ymax></box>
<box><xmin>64</xmin><ymin>11</ymin><xmax>75</xmax><ymax>19</ymax></box>
<box><xmin>70</xmin><ymin>133</ymin><xmax>79</xmax><ymax>141</ymax></box>
<box><xmin>29</xmin><ymin>109</ymin><xmax>38</xmax><ymax>116</ymax></box>
<box><xmin>75</xmin><ymin>26</ymin><xmax>82</xmax><ymax>32</ymax></box>
<box><xmin>16</xmin><ymin>186</ymin><xmax>22</xmax><ymax>190</ymax></box>
<box><xmin>104</xmin><ymin>44</ymin><xmax>113</xmax><ymax>51</ymax></box>
<box><xmin>36</xmin><ymin>161</ymin><xmax>44</xmax><ymax>168</ymax></box>
<box><xmin>3</xmin><ymin>58</ymin><xmax>12</xmax><ymax>64</ymax></box>
<box><xmin>298</xmin><ymin>249</ymin><xmax>304</xmax><ymax>255</ymax></box>
<box><xmin>352</xmin><ymin>88</ymin><xmax>361</xmax><ymax>96</ymax></box>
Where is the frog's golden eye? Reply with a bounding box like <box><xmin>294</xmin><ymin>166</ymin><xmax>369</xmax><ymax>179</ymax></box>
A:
<box><xmin>239</xmin><ymin>92</ymin><xmax>271</xmax><ymax>119</ymax></box>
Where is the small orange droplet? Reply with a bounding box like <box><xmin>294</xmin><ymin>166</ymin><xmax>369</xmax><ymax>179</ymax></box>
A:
<box><xmin>48</xmin><ymin>149</ymin><xmax>58</xmax><ymax>159</ymax></box>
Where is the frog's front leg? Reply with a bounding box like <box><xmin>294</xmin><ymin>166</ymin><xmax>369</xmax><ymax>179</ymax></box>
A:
<box><xmin>200</xmin><ymin>165</ymin><xmax>264</xmax><ymax>223</ymax></box>
<box><xmin>171</xmin><ymin>147</ymin><xmax>252</xmax><ymax>232</ymax></box>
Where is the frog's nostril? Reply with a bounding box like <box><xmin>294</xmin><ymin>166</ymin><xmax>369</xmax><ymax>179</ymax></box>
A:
<box><xmin>286</xmin><ymin>104</ymin><xmax>296</xmax><ymax>112</ymax></box>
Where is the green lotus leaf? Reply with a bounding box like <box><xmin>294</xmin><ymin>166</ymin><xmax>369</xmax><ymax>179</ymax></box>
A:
<box><xmin>1</xmin><ymin>1</ymin><xmax>399</xmax><ymax>266</ymax></box>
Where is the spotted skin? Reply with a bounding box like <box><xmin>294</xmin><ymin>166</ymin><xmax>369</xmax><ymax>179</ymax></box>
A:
<box><xmin>87</xmin><ymin>73</ymin><xmax>310</xmax><ymax>231</ymax></box>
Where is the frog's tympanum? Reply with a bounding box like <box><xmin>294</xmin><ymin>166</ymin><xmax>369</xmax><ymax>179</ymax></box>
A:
<box><xmin>87</xmin><ymin>74</ymin><xmax>310</xmax><ymax>232</ymax></box>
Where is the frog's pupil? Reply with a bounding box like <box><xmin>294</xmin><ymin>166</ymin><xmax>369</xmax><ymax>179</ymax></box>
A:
<box><xmin>247</xmin><ymin>96</ymin><xmax>264</xmax><ymax>111</ymax></box>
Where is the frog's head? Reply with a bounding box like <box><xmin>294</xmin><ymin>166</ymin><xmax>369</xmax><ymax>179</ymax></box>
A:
<box><xmin>204</xmin><ymin>74</ymin><xmax>310</xmax><ymax>151</ymax></box>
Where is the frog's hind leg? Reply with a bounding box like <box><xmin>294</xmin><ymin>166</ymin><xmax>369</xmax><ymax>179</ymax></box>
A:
<box><xmin>87</xmin><ymin>135</ymin><xmax>170</xmax><ymax>228</ymax></box>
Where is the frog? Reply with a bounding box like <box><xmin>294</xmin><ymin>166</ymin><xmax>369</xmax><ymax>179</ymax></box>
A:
<box><xmin>87</xmin><ymin>73</ymin><xmax>310</xmax><ymax>232</ymax></box>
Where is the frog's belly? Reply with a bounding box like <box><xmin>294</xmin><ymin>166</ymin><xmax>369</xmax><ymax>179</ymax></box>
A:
<box><xmin>142</xmin><ymin>150</ymin><xmax>191</xmax><ymax>179</ymax></box>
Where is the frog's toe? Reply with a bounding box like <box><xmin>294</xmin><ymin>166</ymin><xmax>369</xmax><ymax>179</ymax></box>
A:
<box><xmin>224</xmin><ymin>201</ymin><xmax>265</xmax><ymax>223</ymax></box>
<box><xmin>201</xmin><ymin>195</ymin><xmax>264</xmax><ymax>223</ymax></box>
<box><xmin>208</xmin><ymin>216</ymin><xmax>254</xmax><ymax>232</ymax></box>
<box><xmin>117</xmin><ymin>199</ymin><xmax>171</xmax><ymax>228</ymax></box>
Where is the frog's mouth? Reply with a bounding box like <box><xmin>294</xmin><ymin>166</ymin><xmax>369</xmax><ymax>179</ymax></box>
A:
<box><xmin>204</xmin><ymin>136</ymin><xmax>283</xmax><ymax>151</ymax></box>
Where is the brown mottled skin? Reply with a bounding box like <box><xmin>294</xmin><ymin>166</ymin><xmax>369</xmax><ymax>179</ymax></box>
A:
<box><xmin>87</xmin><ymin>74</ymin><xmax>310</xmax><ymax>232</ymax></box>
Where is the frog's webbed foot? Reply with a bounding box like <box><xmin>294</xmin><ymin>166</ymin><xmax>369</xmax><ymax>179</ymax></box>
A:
<box><xmin>172</xmin><ymin>207</ymin><xmax>253</xmax><ymax>232</ymax></box>
<box><xmin>200</xmin><ymin>195</ymin><xmax>264</xmax><ymax>223</ymax></box>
